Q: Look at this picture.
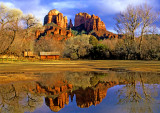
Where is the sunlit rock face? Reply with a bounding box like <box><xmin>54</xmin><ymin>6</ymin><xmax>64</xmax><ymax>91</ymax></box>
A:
<box><xmin>74</xmin><ymin>13</ymin><xmax>106</xmax><ymax>32</ymax></box>
<box><xmin>36</xmin><ymin>9</ymin><xmax>72</xmax><ymax>40</ymax></box>
<box><xmin>35</xmin><ymin>26</ymin><xmax>72</xmax><ymax>40</ymax></box>
<box><xmin>44</xmin><ymin>9</ymin><xmax>68</xmax><ymax>28</ymax></box>
<box><xmin>74</xmin><ymin>12</ymin><xmax>119</xmax><ymax>39</ymax></box>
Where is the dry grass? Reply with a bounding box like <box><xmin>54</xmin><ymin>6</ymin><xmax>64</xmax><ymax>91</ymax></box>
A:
<box><xmin>0</xmin><ymin>60</ymin><xmax>160</xmax><ymax>73</ymax></box>
<box><xmin>0</xmin><ymin>60</ymin><xmax>160</xmax><ymax>84</ymax></box>
<box><xmin>0</xmin><ymin>73</ymin><xmax>39</xmax><ymax>84</ymax></box>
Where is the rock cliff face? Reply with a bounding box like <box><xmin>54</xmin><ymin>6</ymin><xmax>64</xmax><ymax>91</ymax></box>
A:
<box><xmin>35</xmin><ymin>25</ymin><xmax>72</xmax><ymax>40</ymax></box>
<box><xmin>44</xmin><ymin>9</ymin><xmax>68</xmax><ymax>28</ymax></box>
<box><xmin>69</xmin><ymin>19</ymin><xmax>73</xmax><ymax>28</ymax></box>
<box><xmin>37</xmin><ymin>10</ymin><xmax>119</xmax><ymax>41</ymax></box>
<box><xmin>36</xmin><ymin>9</ymin><xmax>73</xmax><ymax>40</ymax></box>
<box><xmin>74</xmin><ymin>13</ymin><xmax>106</xmax><ymax>32</ymax></box>
<box><xmin>74</xmin><ymin>12</ymin><xmax>119</xmax><ymax>39</ymax></box>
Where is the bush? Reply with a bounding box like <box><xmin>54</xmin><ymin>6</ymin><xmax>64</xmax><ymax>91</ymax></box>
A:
<box><xmin>64</xmin><ymin>34</ymin><xmax>92</xmax><ymax>59</ymax></box>
<box><xmin>90</xmin><ymin>44</ymin><xmax>110</xmax><ymax>60</ymax></box>
<box><xmin>140</xmin><ymin>35</ymin><xmax>160</xmax><ymax>60</ymax></box>
<box><xmin>89</xmin><ymin>35</ymin><xmax>98</xmax><ymax>46</ymax></box>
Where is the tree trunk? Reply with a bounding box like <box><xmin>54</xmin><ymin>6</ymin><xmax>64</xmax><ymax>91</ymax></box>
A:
<box><xmin>0</xmin><ymin>30</ymin><xmax>16</xmax><ymax>54</ymax></box>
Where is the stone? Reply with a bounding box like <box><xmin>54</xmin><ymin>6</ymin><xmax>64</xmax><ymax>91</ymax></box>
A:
<box><xmin>69</xmin><ymin>19</ymin><xmax>73</xmax><ymax>28</ymax></box>
<box><xmin>36</xmin><ymin>9</ymin><xmax>73</xmax><ymax>41</ymax></box>
<box><xmin>74</xmin><ymin>12</ymin><xmax>106</xmax><ymax>32</ymax></box>
<box><xmin>38</xmin><ymin>10</ymin><xmax>119</xmax><ymax>41</ymax></box>
<box><xmin>44</xmin><ymin>9</ymin><xmax>68</xmax><ymax>28</ymax></box>
<box><xmin>74</xmin><ymin>12</ymin><xmax>120</xmax><ymax>39</ymax></box>
<box><xmin>35</xmin><ymin>25</ymin><xmax>73</xmax><ymax>40</ymax></box>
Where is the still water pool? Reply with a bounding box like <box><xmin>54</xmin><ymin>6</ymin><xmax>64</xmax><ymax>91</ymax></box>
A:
<box><xmin>0</xmin><ymin>71</ymin><xmax>160</xmax><ymax>113</ymax></box>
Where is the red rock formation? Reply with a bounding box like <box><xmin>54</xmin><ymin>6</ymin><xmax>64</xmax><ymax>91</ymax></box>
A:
<box><xmin>36</xmin><ymin>9</ymin><xmax>73</xmax><ymax>40</ymax></box>
<box><xmin>35</xmin><ymin>25</ymin><xmax>73</xmax><ymax>40</ymax></box>
<box><xmin>69</xmin><ymin>19</ymin><xmax>73</xmax><ymax>28</ymax></box>
<box><xmin>74</xmin><ymin>12</ymin><xmax>120</xmax><ymax>39</ymax></box>
<box><xmin>45</xmin><ymin>9</ymin><xmax>68</xmax><ymax>28</ymax></box>
<box><xmin>35</xmin><ymin>29</ymin><xmax>45</xmax><ymax>39</ymax></box>
<box><xmin>74</xmin><ymin>13</ymin><xmax>106</xmax><ymax>32</ymax></box>
<box><xmin>92</xmin><ymin>30</ymin><xmax>119</xmax><ymax>39</ymax></box>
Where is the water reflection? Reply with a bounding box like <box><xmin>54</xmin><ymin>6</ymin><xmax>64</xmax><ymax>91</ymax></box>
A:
<box><xmin>36</xmin><ymin>81</ymin><xmax>72</xmax><ymax>112</ymax></box>
<box><xmin>0</xmin><ymin>71</ymin><xmax>160</xmax><ymax>113</ymax></box>
<box><xmin>0</xmin><ymin>82</ymin><xmax>43</xmax><ymax>113</ymax></box>
<box><xmin>117</xmin><ymin>72</ymin><xmax>159</xmax><ymax>113</ymax></box>
<box><xmin>72</xmin><ymin>81</ymin><xmax>118</xmax><ymax>108</ymax></box>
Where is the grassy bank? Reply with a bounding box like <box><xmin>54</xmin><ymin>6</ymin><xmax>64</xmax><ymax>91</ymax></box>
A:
<box><xmin>0</xmin><ymin>60</ymin><xmax>160</xmax><ymax>73</ymax></box>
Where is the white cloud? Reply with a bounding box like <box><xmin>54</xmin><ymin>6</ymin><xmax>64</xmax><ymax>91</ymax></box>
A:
<box><xmin>0</xmin><ymin>2</ymin><xmax>15</xmax><ymax>8</ymax></box>
<box><xmin>52</xmin><ymin>1</ymin><xmax>88</xmax><ymax>11</ymax></box>
<box><xmin>97</xmin><ymin>0</ymin><xmax>156</xmax><ymax>14</ymax></box>
<box><xmin>0</xmin><ymin>0</ymin><xmax>158</xmax><ymax>28</ymax></box>
<box><xmin>108</xmin><ymin>29</ymin><xmax>117</xmax><ymax>34</ymax></box>
<box><xmin>5</xmin><ymin>0</ymin><xmax>49</xmax><ymax>24</ymax></box>
<box><xmin>31</xmin><ymin>8</ymin><xmax>49</xmax><ymax>24</ymax></box>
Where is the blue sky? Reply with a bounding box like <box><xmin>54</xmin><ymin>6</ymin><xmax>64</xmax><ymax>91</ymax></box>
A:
<box><xmin>0</xmin><ymin>0</ymin><xmax>159</xmax><ymax>33</ymax></box>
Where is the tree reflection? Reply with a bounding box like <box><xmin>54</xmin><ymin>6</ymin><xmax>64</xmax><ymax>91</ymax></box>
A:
<box><xmin>117</xmin><ymin>72</ymin><xmax>159</xmax><ymax>113</ymax></box>
<box><xmin>0</xmin><ymin>72</ymin><xmax>160</xmax><ymax>113</ymax></box>
<box><xmin>0</xmin><ymin>82</ymin><xmax>43</xmax><ymax>113</ymax></box>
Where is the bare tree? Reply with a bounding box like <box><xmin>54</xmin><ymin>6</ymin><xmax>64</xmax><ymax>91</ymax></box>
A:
<box><xmin>22</xmin><ymin>14</ymin><xmax>42</xmax><ymax>37</ymax></box>
<box><xmin>115</xmin><ymin>5</ymin><xmax>142</xmax><ymax>40</ymax></box>
<box><xmin>115</xmin><ymin>4</ymin><xmax>159</xmax><ymax>42</ymax></box>
<box><xmin>138</xmin><ymin>4</ymin><xmax>159</xmax><ymax>51</ymax></box>
<box><xmin>115</xmin><ymin>4</ymin><xmax>159</xmax><ymax>59</ymax></box>
<box><xmin>0</xmin><ymin>3</ymin><xmax>42</xmax><ymax>56</ymax></box>
<box><xmin>0</xmin><ymin>3</ymin><xmax>23</xmax><ymax>54</ymax></box>
<box><xmin>20</xmin><ymin>14</ymin><xmax>42</xmax><ymax>52</ymax></box>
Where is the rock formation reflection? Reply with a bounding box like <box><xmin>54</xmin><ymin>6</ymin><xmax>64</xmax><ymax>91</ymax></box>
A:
<box><xmin>36</xmin><ymin>80</ymin><xmax>120</xmax><ymax>110</ymax></box>
<box><xmin>0</xmin><ymin>71</ymin><xmax>159</xmax><ymax>113</ymax></box>
<box><xmin>36</xmin><ymin>80</ymin><xmax>72</xmax><ymax>112</ymax></box>
<box><xmin>72</xmin><ymin>82</ymin><xmax>118</xmax><ymax>108</ymax></box>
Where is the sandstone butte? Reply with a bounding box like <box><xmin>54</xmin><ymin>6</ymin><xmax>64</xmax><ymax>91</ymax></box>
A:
<box><xmin>74</xmin><ymin>13</ymin><xmax>106</xmax><ymax>32</ymax></box>
<box><xmin>44</xmin><ymin>9</ymin><xmax>68</xmax><ymax>28</ymax></box>
<box><xmin>74</xmin><ymin>12</ymin><xmax>119</xmax><ymax>39</ymax></box>
<box><xmin>35</xmin><ymin>9</ymin><xmax>121</xmax><ymax>41</ymax></box>
<box><xmin>35</xmin><ymin>9</ymin><xmax>72</xmax><ymax>40</ymax></box>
